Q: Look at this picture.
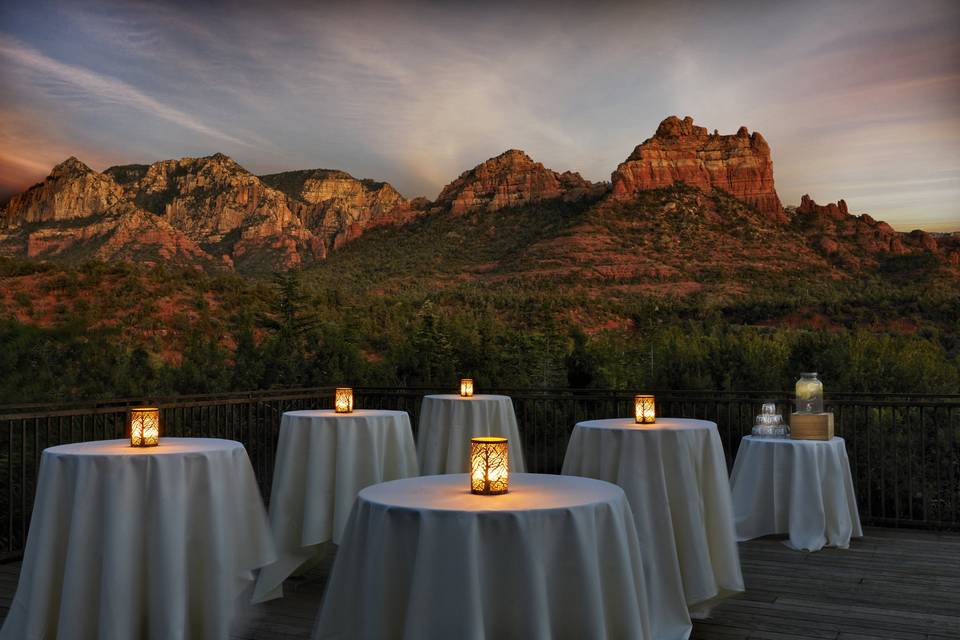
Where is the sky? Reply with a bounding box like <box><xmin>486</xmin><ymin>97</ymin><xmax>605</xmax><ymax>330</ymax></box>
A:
<box><xmin>1</xmin><ymin>0</ymin><xmax>958</xmax><ymax>231</ymax></box>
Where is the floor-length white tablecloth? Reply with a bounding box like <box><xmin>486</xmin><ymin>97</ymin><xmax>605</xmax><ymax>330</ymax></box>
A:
<box><xmin>562</xmin><ymin>418</ymin><xmax>744</xmax><ymax>638</ymax></box>
<box><xmin>312</xmin><ymin>473</ymin><xmax>652</xmax><ymax>640</ymax></box>
<box><xmin>730</xmin><ymin>436</ymin><xmax>863</xmax><ymax>551</ymax></box>
<box><xmin>252</xmin><ymin>410</ymin><xmax>418</xmax><ymax>603</ymax></box>
<box><xmin>417</xmin><ymin>394</ymin><xmax>526</xmax><ymax>475</ymax></box>
<box><xmin>0</xmin><ymin>438</ymin><xmax>274</xmax><ymax>640</ymax></box>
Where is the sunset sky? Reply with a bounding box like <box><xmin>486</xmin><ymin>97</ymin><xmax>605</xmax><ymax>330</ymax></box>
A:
<box><xmin>1</xmin><ymin>0</ymin><xmax>958</xmax><ymax>231</ymax></box>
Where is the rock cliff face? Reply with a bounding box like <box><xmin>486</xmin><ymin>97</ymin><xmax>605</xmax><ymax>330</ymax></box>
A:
<box><xmin>611</xmin><ymin>116</ymin><xmax>783</xmax><ymax>218</ymax></box>
<box><xmin>106</xmin><ymin>154</ymin><xmax>316</xmax><ymax>268</ymax></box>
<box><xmin>1</xmin><ymin>157</ymin><xmax>126</xmax><ymax>227</ymax></box>
<box><xmin>260</xmin><ymin>168</ymin><xmax>413</xmax><ymax>249</ymax></box>
<box><xmin>0</xmin><ymin>157</ymin><xmax>214</xmax><ymax>268</ymax></box>
<box><xmin>1</xmin><ymin>153</ymin><xmax>417</xmax><ymax>270</ymax></box>
<box><xmin>118</xmin><ymin>154</ymin><xmax>300</xmax><ymax>236</ymax></box>
<box><xmin>23</xmin><ymin>210</ymin><xmax>215</xmax><ymax>267</ymax></box>
<box><xmin>434</xmin><ymin>149</ymin><xmax>597</xmax><ymax>214</ymax></box>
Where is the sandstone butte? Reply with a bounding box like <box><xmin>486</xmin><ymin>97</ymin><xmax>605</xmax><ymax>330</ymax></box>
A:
<box><xmin>610</xmin><ymin>115</ymin><xmax>784</xmax><ymax>220</ymax></box>
<box><xmin>0</xmin><ymin>115</ymin><xmax>955</xmax><ymax>271</ymax></box>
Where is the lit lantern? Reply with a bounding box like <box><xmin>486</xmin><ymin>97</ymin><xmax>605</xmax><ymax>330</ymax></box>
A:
<box><xmin>334</xmin><ymin>387</ymin><xmax>354</xmax><ymax>413</ymax></box>
<box><xmin>634</xmin><ymin>394</ymin><xmax>656</xmax><ymax>424</ymax></box>
<box><xmin>129</xmin><ymin>407</ymin><xmax>160</xmax><ymax>447</ymax></box>
<box><xmin>460</xmin><ymin>378</ymin><xmax>475</xmax><ymax>398</ymax></box>
<box><xmin>470</xmin><ymin>437</ymin><xmax>509</xmax><ymax>495</ymax></box>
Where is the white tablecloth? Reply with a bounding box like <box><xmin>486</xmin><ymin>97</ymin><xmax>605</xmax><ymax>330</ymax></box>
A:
<box><xmin>252</xmin><ymin>410</ymin><xmax>418</xmax><ymax>603</ymax></box>
<box><xmin>730</xmin><ymin>436</ymin><xmax>863</xmax><ymax>551</ymax></box>
<box><xmin>417</xmin><ymin>394</ymin><xmax>526</xmax><ymax>475</ymax></box>
<box><xmin>562</xmin><ymin>418</ymin><xmax>744</xmax><ymax>637</ymax></box>
<box><xmin>0</xmin><ymin>438</ymin><xmax>274</xmax><ymax>640</ymax></box>
<box><xmin>313</xmin><ymin>473</ymin><xmax>652</xmax><ymax>640</ymax></box>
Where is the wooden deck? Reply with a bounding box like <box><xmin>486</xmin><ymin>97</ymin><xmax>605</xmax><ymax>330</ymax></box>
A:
<box><xmin>1</xmin><ymin>527</ymin><xmax>958</xmax><ymax>639</ymax></box>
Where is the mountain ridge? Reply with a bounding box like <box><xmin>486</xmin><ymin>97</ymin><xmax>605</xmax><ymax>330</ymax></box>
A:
<box><xmin>1</xmin><ymin>116</ymin><xmax>955</xmax><ymax>275</ymax></box>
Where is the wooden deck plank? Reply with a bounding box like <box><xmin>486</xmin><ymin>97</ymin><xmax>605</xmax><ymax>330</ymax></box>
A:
<box><xmin>0</xmin><ymin>526</ymin><xmax>956</xmax><ymax>639</ymax></box>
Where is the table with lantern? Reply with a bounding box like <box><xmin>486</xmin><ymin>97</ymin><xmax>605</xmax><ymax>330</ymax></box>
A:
<box><xmin>417</xmin><ymin>391</ymin><xmax>526</xmax><ymax>475</ymax></box>
<box><xmin>252</xmin><ymin>407</ymin><xmax>419</xmax><ymax>603</ymax></box>
<box><xmin>561</xmin><ymin>414</ymin><xmax>744</xmax><ymax>639</ymax></box>
<box><xmin>0</xmin><ymin>437</ymin><xmax>275</xmax><ymax>640</ymax></box>
<box><xmin>311</xmin><ymin>472</ymin><xmax>655</xmax><ymax>639</ymax></box>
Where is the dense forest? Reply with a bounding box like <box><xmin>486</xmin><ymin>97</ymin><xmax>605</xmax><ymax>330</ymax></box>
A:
<box><xmin>2</xmin><ymin>186</ymin><xmax>958</xmax><ymax>404</ymax></box>
<box><xmin>1</xmin><ymin>247</ymin><xmax>957</xmax><ymax>404</ymax></box>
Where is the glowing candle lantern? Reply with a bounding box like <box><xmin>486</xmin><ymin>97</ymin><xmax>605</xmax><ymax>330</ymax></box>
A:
<box><xmin>470</xmin><ymin>437</ymin><xmax>509</xmax><ymax>495</ymax></box>
<box><xmin>634</xmin><ymin>394</ymin><xmax>656</xmax><ymax>424</ymax></box>
<box><xmin>129</xmin><ymin>407</ymin><xmax>160</xmax><ymax>447</ymax></box>
<box><xmin>335</xmin><ymin>387</ymin><xmax>354</xmax><ymax>413</ymax></box>
<box><xmin>460</xmin><ymin>378</ymin><xmax>475</xmax><ymax>398</ymax></box>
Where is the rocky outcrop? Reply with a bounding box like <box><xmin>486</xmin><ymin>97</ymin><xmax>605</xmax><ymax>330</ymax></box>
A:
<box><xmin>24</xmin><ymin>210</ymin><xmax>216</xmax><ymax>267</ymax></box>
<box><xmin>797</xmin><ymin>194</ymin><xmax>849</xmax><ymax>220</ymax></box>
<box><xmin>4</xmin><ymin>153</ymin><xmax>419</xmax><ymax>269</ymax></box>
<box><xmin>0</xmin><ymin>157</ymin><xmax>218</xmax><ymax>269</ymax></box>
<box><xmin>435</xmin><ymin>149</ymin><xmax>598</xmax><ymax>214</ymax></box>
<box><xmin>260</xmin><ymin>168</ymin><xmax>414</xmax><ymax>250</ymax></box>
<box><xmin>111</xmin><ymin>154</ymin><xmax>302</xmax><ymax>239</ymax></box>
<box><xmin>611</xmin><ymin>116</ymin><xmax>784</xmax><ymax>218</ymax></box>
<box><xmin>106</xmin><ymin>153</ymin><xmax>321</xmax><ymax>268</ymax></box>
<box><xmin>790</xmin><ymin>194</ymin><xmax>949</xmax><ymax>266</ymax></box>
<box><xmin>1</xmin><ymin>157</ymin><xmax>126</xmax><ymax>227</ymax></box>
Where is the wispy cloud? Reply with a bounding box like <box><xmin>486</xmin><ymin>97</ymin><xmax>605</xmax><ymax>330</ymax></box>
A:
<box><xmin>0</xmin><ymin>35</ymin><xmax>255</xmax><ymax>147</ymax></box>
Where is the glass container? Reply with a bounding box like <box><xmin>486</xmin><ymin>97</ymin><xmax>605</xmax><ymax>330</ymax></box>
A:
<box><xmin>753</xmin><ymin>402</ymin><xmax>788</xmax><ymax>438</ymax></box>
<box><xmin>795</xmin><ymin>373</ymin><xmax>824</xmax><ymax>414</ymax></box>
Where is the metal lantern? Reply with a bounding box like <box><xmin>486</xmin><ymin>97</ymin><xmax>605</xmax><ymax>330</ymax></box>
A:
<box><xmin>460</xmin><ymin>378</ymin><xmax>475</xmax><ymax>398</ymax></box>
<box><xmin>129</xmin><ymin>407</ymin><xmax>160</xmax><ymax>447</ymax></box>
<box><xmin>335</xmin><ymin>387</ymin><xmax>354</xmax><ymax>413</ymax></box>
<box><xmin>470</xmin><ymin>437</ymin><xmax>509</xmax><ymax>495</ymax></box>
<box><xmin>634</xmin><ymin>394</ymin><xmax>656</xmax><ymax>424</ymax></box>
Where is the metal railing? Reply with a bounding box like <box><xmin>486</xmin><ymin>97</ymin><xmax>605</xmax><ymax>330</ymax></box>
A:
<box><xmin>2</xmin><ymin>387</ymin><xmax>958</xmax><ymax>559</ymax></box>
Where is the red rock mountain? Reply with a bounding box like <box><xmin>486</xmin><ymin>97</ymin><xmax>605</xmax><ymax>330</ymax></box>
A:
<box><xmin>105</xmin><ymin>154</ymin><xmax>322</xmax><ymax>269</ymax></box>
<box><xmin>434</xmin><ymin>149</ymin><xmax>599</xmax><ymax>214</ymax></box>
<box><xmin>611</xmin><ymin>116</ymin><xmax>784</xmax><ymax>219</ymax></box>
<box><xmin>0</xmin><ymin>117</ymin><xmax>954</xmax><ymax>274</ymax></box>
<box><xmin>0</xmin><ymin>157</ymin><xmax>126</xmax><ymax>227</ymax></box>
<box><xmin>0</xmin><ymin>153</ymin><xmax>422</xmax><ymax>270</ymax></box>
<box><xmin>259</xmin><ymin>168</ymin><xmax>417</xmax><ymax>250</ymax></box>
<box><xmin>0</xmin><ymin>159</ymin><xmax>215</xmax><ymax>267</ymax></box>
